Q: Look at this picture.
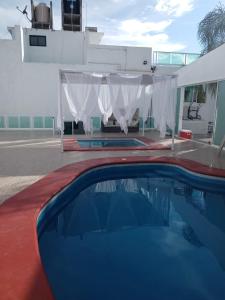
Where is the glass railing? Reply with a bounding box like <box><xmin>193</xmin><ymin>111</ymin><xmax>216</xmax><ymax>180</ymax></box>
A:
<box><xmin>153</xmin><ymin>51</ymin><xmax>200</xmax><ymax>66</ymax></box>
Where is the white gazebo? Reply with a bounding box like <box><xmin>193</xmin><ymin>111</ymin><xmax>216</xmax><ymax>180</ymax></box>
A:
<box><xmin>57</xmin><ymin>70</ymin><xmax>177</xmax><ymax>151</ymax></box>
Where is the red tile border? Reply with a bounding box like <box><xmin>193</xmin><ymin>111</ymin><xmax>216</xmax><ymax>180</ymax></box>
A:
<box><xmin>1</xmin><ymin>156</ymin><xmax>225</xmax><ymax>300</ymax></box>
<box><xmin>63</xmin><ymin>136</ymin><xmax>171</xmax><ymax>151</ymax></box>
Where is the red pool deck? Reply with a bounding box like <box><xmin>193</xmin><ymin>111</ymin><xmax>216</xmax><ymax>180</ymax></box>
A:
<box><xmin>63</xmin><ymin>136</ymin><xmax>171</xmax><ymax>151</ymax></box>
<box><xmin>1</xmin><ymin>156</ymin><xmax>225</xmax><ymax>300</ymax></box>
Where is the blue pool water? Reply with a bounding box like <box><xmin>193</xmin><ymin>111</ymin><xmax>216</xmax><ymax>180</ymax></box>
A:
<box><xmin>77</xmin><ymin>138</ymin><xmax>146</xmax><ymax>148</ymax></box>
<box><xmin>38</xmin><ymin>164</ymin><xmax>225</xmax><ymax>300</ymax></box>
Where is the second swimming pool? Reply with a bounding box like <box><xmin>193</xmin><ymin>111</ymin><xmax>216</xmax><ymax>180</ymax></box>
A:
<box><xmin>77</xmin><ymin>138</ymin><xmax>146</xmax><ymax>148</ymax></box>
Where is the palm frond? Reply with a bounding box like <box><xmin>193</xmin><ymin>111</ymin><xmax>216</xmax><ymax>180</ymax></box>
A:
<box><xmin>198</xmin><ymin>3</ymin><xmax>225</xmax><ymax>54</ymax></box>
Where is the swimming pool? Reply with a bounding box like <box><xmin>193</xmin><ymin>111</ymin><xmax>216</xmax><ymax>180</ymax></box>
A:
<box><xmin>77</xmin><ymin>138</ymin><xmax>146</xmax><ymax>148</ymax></box>
<box><xmin>38</xmin><ymin>163</ymin><xmax>225</xmax><ymax>300</ymax></box>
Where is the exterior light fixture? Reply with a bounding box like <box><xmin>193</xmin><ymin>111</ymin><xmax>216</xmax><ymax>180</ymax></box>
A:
<box><xmin>151</xmin><ymin>66</ymin><xmax>156</xmax><ymax>73</ymax></box>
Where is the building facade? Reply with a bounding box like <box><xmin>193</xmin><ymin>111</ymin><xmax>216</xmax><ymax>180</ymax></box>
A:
<box><xmin>0</xmin><ymin>22</ymin><xmax>199</xmax><ymax>133</ymax></box>
<box><xmin>0</xmin><ymin>25</ymin><xmax>153</xmax><ymax>131</ymax></box>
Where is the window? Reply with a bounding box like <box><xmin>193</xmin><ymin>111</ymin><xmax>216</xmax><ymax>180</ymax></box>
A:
<box><xmin>184</xmin><ymin>85</ymin><xmax>206</xmax><ymax>103</ymax></box>
<box><xmin>33</xmin><ymin>117</ymin><xmax>44</xmax><ymax>128</ymax></box>
<box><xmin>29</xmin><ymin>35</ymin><xmax>47</xmax><ymax>47</ymax></box>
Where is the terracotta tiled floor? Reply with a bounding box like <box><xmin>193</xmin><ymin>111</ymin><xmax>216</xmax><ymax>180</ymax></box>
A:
<box><xmin>1</xmin><ymin>130</ymin><xmax>225</xmax><ymax>300</ymax></box>
<box><xmin>0</xmin><ymin>130</ymin><xmax>225</xmax><ymax>204</ymax></box>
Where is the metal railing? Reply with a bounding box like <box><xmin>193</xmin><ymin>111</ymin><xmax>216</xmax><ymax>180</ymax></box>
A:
<box><xmin>153</xmin><ymin>51</ymin><xmax>200</xmax><ymax>66</ymax></box>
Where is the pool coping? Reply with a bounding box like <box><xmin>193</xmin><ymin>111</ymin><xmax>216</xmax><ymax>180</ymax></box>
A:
<box><xmin>1</xmin><ymin>156</ymin><xmax>225</xmax><ymax>300</ymax></box>
<box><xmin>63</xmin><ymin>136</ymin><xmax>171</xmax><ymax>151</ymax></box>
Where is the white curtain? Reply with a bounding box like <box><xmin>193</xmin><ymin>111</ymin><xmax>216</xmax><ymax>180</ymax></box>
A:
<box><xmin>98</xmin><ymin>76</ymin><xmax>113</xmax><ymax>125</ymax></box>
<box><xmin>107</xmin><ymin>74</ymin><xmax>142</xmax><ymax>134</ymax></box>
<box><xmin>62</xmin><ymin>72</ymin><xmax>102</xmax><ymax>133</ymax></box>
<box><xmin>58</xmin><ymin>71</ymin><xmax>177</xmax><ymax>137</ymax></box>
<box><xmin>138</xmin><ymin>85</ymin><xmax>153</xmax><ymax>123</ymax></box>
<box><xmin>152</xmin><ymin>76</ymin><xmax>177</xmax><ymax>138</ymax></box>
<box><xmin>167</xmin><ymin>77</ymin><xmax>177</xmax><ymax>133</ymax></box>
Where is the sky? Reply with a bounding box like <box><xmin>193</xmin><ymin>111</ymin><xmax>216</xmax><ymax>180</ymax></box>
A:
<box><xmin>0</xmin><ymin>0</ymin><xmax>223</xmax><ymax>53</ymax></box>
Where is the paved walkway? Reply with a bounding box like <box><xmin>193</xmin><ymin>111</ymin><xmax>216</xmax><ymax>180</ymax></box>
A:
<box><xmin>0</xmin><ymin>130</ymin><xmax>225</xmax><ymax>204</ymax></box>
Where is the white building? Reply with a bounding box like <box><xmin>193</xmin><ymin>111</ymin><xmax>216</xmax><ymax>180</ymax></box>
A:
<box><xmin>176</xmin><ymin>42</ymin><xmax>225</xmax><ymax>145</ymax></box>
<box><xmin>0</xmin><ymin>1</ymin><xmax>200</xmax><ymax>134</ymax></box>
<box><xmin>0</xmin><ymin>25</ymin><xmax>153</xmax><ymax>132</ymax></box>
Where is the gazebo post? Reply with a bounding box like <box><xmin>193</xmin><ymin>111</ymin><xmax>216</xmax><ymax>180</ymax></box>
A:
<box><xmin>91</xmin><ymin>118</ymin><xmax>93</xmax><ymax>136</ymax></box>
<box><xmin>172</xmin><ymin>128</ymin><xmax>175</xmax><ymax>151</ymax></box>
<box><xmin>142</xmin><ymin>117</ymin><xmax>145</xmax><ymax>136</ymax></box>
<box><xmin>59</xmin><ymin>70</ymin><xmax>64</xmax><ymax>153</ymax></box>
<box><xmin>52</xmin><ymin>117</ymin><xmax>55</xmax><ymax>137</ymax></box>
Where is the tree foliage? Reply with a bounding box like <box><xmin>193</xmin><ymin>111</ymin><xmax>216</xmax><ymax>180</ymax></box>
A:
<box><xmin>198</xmin><ymin>3</ymin><xmax>225</xmax><ymax>54</ymax></box>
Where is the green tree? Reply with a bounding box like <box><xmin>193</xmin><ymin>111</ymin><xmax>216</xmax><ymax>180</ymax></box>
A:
<box><xmin>198</xmin><ymin>3</ymin><xmax>225</xmax><ymax>54</ymax></box>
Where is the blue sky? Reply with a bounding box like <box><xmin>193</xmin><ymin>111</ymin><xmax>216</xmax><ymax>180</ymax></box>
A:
<box><xmin>0</xmin><ymin>0</ymin><xmax>223</xmax><ymax>52</ymax></box>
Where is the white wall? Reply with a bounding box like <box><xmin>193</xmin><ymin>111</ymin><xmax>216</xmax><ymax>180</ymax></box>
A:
<box><xmin>177</xmin><ymin>43</ymin><xmax>225</xmax><ymax>87</ymax></box>
<box><xmin>12</xmin><ymin>26</ymin><xmax>152</xmax><ymax>72</ymax></box>
<box><xmin>0</xmin><ymin>61</ymin><xmax>122</xmax><ymax>121</ymax></box>
<box><xmin>87</xmin><ymin>31</ymin><xmax>104</xmax><ymax>45</ymax></box>
<box><xmin>0</xmin><ymin>26</ymin><xmax>153</xmax><ymax>127</ymax></box>
<box><xmin>126</xmin><ymin>46</ymin><xmax>151</xmax><ymax>72</ymax></box>
<box><xmin>87</xmin><ymin>45</ymin><xmax>151</xmax><ymax>72</ymax></box>
<box><xmin>154</xmin><ymin>65</ymin><xmax>182</xmax><ymax>76</ymax></box>
<box><xmin>6</xmin><ymin>27</ymin><xmax>103</xmax><ymax>65</ymax></box>
<box><xmin>87</xmin><ymin>45</ymin><xmax>126</xmax><ymax>70</ymax></box>
<box><xmin>23</xmin><ymin>28</ymin><xmax>86</xmax><ymax>64</ymax></box>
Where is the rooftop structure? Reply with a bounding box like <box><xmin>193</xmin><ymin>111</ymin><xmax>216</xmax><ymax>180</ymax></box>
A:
<box><xmin>31</xmin><ymin>1</ymin><xmax>53</xmax><ymax>30</ymax></box>
<box><xmin>61</xmin><ymin>0</ymin><xmax>82</xmax><ymax>32</ymax></box>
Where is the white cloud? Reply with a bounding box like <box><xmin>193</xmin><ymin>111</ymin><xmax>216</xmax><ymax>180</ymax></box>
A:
<box><xmin>155</xmin><ymin>0</ymin><xmax>194</xmax><ymax>17</ymax></box>
<box><xmin>85</xmin><ymin>1</ymin><xmax>188</xmax><ymax>51</ymax></box>
<box><xmin>102</xmin><ymin>32</ymin><xmax>186</xmax><ymax>51</ymax></box>
<box><xmin>0</xmin><ymin>1</ymin><xmax>187</xmax><ymax>52</ymax></box>
<box><xmin>102</xmin><ymin>19</ymin><xmax>186</xmax><ymax>51</ymax></box>
<box><xmin>119</xmin><ymin>19</ymin><xmax>172</xmax><ymax>34</ymax></box>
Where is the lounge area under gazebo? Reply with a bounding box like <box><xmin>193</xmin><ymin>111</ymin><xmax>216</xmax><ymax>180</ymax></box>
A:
<box><xmin>57</xmin><ymin>70</ymin><xmax>178</xmax><ymax>151</ymax></box>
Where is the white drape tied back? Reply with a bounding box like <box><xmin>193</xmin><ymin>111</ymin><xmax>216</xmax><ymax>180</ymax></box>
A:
<box><xmin>62</xmin><ymin>72</ymin><xmax>102</xmax><ymax>133</ymax></box>
<box><xmin>152</xmin><ymin>76</ymin><xmax>177</xmax><ymax>138</ymax></box>
<box><xmin>107</xmin><ymin>73</ymin><xmax>142</xmax><ymax>134</ymax></box>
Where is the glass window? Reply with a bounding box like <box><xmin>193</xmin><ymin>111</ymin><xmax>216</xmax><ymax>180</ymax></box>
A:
<box><xmin>92</xmin><ymin>117</ymin><xmax>101</xmax><ymax>130</ymax></box>
<box><xmin>34</xmin><ymin>117</ymin><xmax>44</xmax><ymax>128</ymax></box>
<box><xmin>8</xmin><ymin>116</ymin><xmax>19</xmax><ymax>128</ymax></box>
<box><xmin>20</xmin><ymin>116</ymin><xmax>30</xmax><ymax>128</ymax></box>
<box><xmin>157</xmin><ymin>52</ymin><xmax>171</xmax><ymax>65</ymax></box>
<box><xmin>44</xmin><ymin>117</ymin><xmax>53</xmax><ymax>128</ymax></box>
<box><xmin>184</xmin><ymin>85</ymin><xmax>206</xmax><ymax>103</ymax></box>
<box><xmin>196</xmin><ymin>85</ymin><xmax>206</xmax><ymax>103</ymax></box>
<box><xmin>29</xmin><ymin>35</ymin><xmax>47</xmax><ymax>47</ymax></box>
<box><xmin>186</xmin><ymin>54</ymin><xmax>200</xmax><ymax>65</ymax></box>
<box><xmin>0</xmin><ymin>116</ymin><xmax>5</xmax><ymax>128</ymax></box>
<box><xmin>171</xmin><ymin>53</ymin><xmax>185</xmax><ymax>65</ymax></box>
<box><xmin>184</xmin><ymin>86</ymin><xmax>194</xmax><ymax>102</ymax></box>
